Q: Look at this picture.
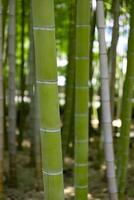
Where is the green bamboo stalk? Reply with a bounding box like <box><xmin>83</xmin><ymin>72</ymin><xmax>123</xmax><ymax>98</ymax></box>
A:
<box><xmin>8</xmin><ymin>0</ymin><xmax>17</xmax><ymax>187</ymax></box>
<box><xmin>0</xmin><ymin>0</ymin><xmax>4</xmax><ymax>194</ymax></box>
<box><xmin>96</xmin><ymin>1</ymin><xmax>118</xmax><ymax>199</ymax></box>
<box><xmin>117</xmin><ymin>2</ymin><xmax>134</xmax><ymax>199</ymax></box>
<box><xmin>32</xmin><ymin>0</ymin><xmax>64</xmax><ymax>199</ymax></box>
<box><xmin>74</xmin><ymin>0</ymin><xmax>90</xmax><ymax>199</ymax></box>
<box><xmin>109</xmin><ymin>0</ymin><xmax>120</xmax><ymax>119</ymax></box>
<box><xmin>62</xmin><ymin>0</ymin><xmax>76</xmax><ymax>157</ymax></box>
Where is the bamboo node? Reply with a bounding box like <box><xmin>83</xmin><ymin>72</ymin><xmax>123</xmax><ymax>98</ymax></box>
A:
<box><xmin>75</xmin><ymin>185</ymin><xmax>88</xmax><ymax>189</ymax></box>
<box><xmin>37</xmin><ymin>80</ymin><xmax>57</xmax><ymax>85</ymax></box>
<box><xmin>76</xmin><ymin>24</ymin><xmax>89</xmax><ymax>28</ymax></box>
<box><xmin>75</xmin><ymin>163</ymin><xmax>88</xmax><ymax>167</ymax></box>
<box><xmin>40</xmin><ymin>128</ymin><xmax>60</xmax><ymax>133</ymax></box>
<box><xmin>33</xmin><ymin>26</ymin><xmax>55</xmax><ymax>31</ymax></box>
<box><xmin>42</xmin><ymin>170</ymin><xmax>63</xmax><ymax>176</ymax></box>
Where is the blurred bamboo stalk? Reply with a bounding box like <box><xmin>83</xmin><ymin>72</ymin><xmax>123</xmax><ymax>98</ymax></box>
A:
<box><xmin>96</xmin><ymin>0</ymin><xmax>118</xmax><ymax>199</ymax></box>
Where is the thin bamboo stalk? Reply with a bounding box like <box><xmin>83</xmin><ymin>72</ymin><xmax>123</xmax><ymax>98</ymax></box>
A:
<box><xmin>96</xmin><ymin>0</ymin><xmax>118</xmax><ymax>199</ymax></box>
<box><xmin>8</xmin><ymin>0</ymin><xmax>17</xmax><ymax>187</ymax></box>
<box><xmin>109</xmin><ymin>0</ymin><xmax>120</xmax><ymax>119</ymax></box>
<box><xmin>74</xmin><ymin>0</ymin><xmax>90</xmax><ymax>199</ymax></box>
<box><xmin>0</xmin><ymin>0</ymin><xmax>4</xmax><ymax>194</ymax></box>
<box><xmin>29</xmin><ymin>10</ymin><xmax>41</xmax><ymax>182</ymax></box>
<box><xmin>117</xmin><ymin>2</ymin><xmax>134</xmax><ymax>199</ymax></box>
<box><xmin>32</xmin><ymin>0</ymin><xmax>64</xmax><ymax>199</ymax></box>
<box><xmin>18</xmin><ymin>0</ymin><xmax>25</xmax><ymax>150</ymax></box>
<box><xmin>89</xmin><ymin>10</ymin><xmax>96</xmax><ymax>132</ymax></box>
<box><xmin>62</xmin><ymin>0</ymin><xmax>76</xmax><ymax>157</ymax></box>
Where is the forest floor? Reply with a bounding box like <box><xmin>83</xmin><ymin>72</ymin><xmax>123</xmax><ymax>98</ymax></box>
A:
<box><xmin>4</xmin><ymin>136</ymin><xmax>134</xmax><ymax>200</ymax></box>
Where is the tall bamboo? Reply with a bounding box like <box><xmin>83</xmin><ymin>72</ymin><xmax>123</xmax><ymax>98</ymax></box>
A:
<box><xmin>96</xmin><ymin>0</ymin><xmax>118</xmax><ymax>199</ymax></box>
<box><xmin>62</xmin><ymin>0</ymin><xmax>76</xmax><ymax>157</ymax></box>
<box><xmin>29</xmin><ymin>10</ymin><xmax>41</xmax><ymax>181</ymax></box>
<box><xmin>74</xmin><ymin>0</ymin><xmax>90</xmax><ymax>199</ymax></box>
<box><xmin>109</xmin><ymin>0</ymin><xmax>120</xmax><ymax>119</ymax></box>
<box><xmin>32</xmin><ymin>0</ymin><xmax>64</xmax><ymax>199</ymax></box>
<box><xmin>8</xmin><ymin>0</ymin><xmax>17</xmax><ymax>187</ymax></box>
<box><xmin>0</xmin><ymin>0</ymin><xmax>4</xmax><ymax>194</ymax></box>
<box><xmin>117</xmin><ymin>2</ymin><xmax>134</xmax><ymax>199</ymax></box>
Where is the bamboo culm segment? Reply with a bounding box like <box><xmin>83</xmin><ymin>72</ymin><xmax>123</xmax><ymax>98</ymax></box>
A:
<box><xmin>96</xmin><ymin>1</ymin><xmax>118</xmax><ymax>199</ymax></box>
<box><xmin>117</xmin><ymin>2</ymin><xmax>134</xmax><ymax>199</ymax></box>
<box><xmin>0</xmin><ymin>0</ymin><xmax>4</xmax><ymax>194</ymax></box>
<box><xmin>32</xmin><ymin>0</ymin><xmax>64</xmax><ymax>199</ymax></box>
<box><xmin>74</xmin><ymin>0</ymin><xmax>90</xmax><ymax>199</ymax></box>
<box><xmin>8</xmin><ymin>0</ymin><xmax>17</xmax><ymax>187</ymax></box>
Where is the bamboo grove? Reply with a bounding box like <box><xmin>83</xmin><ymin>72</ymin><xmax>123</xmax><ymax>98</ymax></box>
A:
<box><xmin>0</xmin><ymin>0</ymin><xmax>134</xmax><ymax>199</ymax></box>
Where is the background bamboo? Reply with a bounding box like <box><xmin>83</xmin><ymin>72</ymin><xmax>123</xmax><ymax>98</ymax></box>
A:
<box><xmin>29</xmin><ymin>12</ymin><xmax>41</xmax><ymax>181</ymax></box>
<box><xmin>62</xmin><ymin>0</ymin><xmax>76</xmax><ymax>157</ymax></box>
<box><xmin>117</xmin><ymin>2</ymin><xmax>134</xmax><ymax>199</ymax></box>
<box><xmin>109</xmin><ymin>0</ymin><xmax>120</xmax><ymax>120</ymax></box>
<box><xmin>18</xmin><ymin>0</ymin><xmax>25</xmax><ymax>150</ymax></box>
<box><xmin>8</xmin><ymin>0</ymin><xmax>17</xmax><ymax>187</ymax></box>
<box><xmin>74</xmin><ymin>0</ymin><xmax>90</xmax><ymax>199</ymax></box>
<box><xmin>96</xmin><ymin>0</ymin><xmax>118</xmax><ymax>199</ymax></box>
<box><xmin>0</xmin><ymin>0</ymin><xmax>4</xmax><ymax>194</ymax></box>
<box><xmin>32</xmin><ymin>0</ymin><xmax>64</xmax><ymax>199</ymax></box>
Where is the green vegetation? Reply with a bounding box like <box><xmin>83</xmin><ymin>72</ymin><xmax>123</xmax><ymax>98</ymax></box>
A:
<box><xmin>0</xmin><ymin>0</ymin><xmax>134</xmax><ymax>199</ymax></box>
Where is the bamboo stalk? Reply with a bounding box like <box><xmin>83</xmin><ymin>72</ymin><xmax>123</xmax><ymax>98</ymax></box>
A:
<box><xmin>62</xmin><ymin>0</ymin><xmax>76</xmax><ymax>157</ymax></box>
<box><xmin>29</xmin><ymin>8</ymin><xmax>41</xmax><ymax>182</ymax></box>
<box><xmin>32</xmin><ymin>0</ymin><xmax>64</xmax><ymax>199</ymax></box>
<box><xmin>117</xmin><ymin>2</ymin><xmax>134</xmax><ymax>199</ymax></box>
<box><xmin>96</xmin><ymin>0</ymin><xmax>118</xmax><ymax>199</ymax></box>
<box><xmin>8</xmin><ymin>0</ymin><xmax>17</xmax><ymax>187</ymax></box>
<box><xmin>0</xmin><ymin>0</ymin><xmax>4</xmax><ymax>194</ymax></box>
<box><xmin>18</xmin><ymin>0</ymin><xmax>25</xmax><ymax>150</ymax></box>
<box><xmin>74</xmin><ymin>0</ymin><xmax>90</xmax><ymax>199</ymax></box>
<box><xmin>109</xmin><ymin>0</ymin><xmax>120</xmax><ymax>119</ymax></box>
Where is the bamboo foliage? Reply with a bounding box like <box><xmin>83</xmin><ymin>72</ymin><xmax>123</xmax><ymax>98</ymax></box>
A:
<box><xmin>74</xmin><ymin>0</ymin><xmax>90</xmax><ymax>199</ymax></box>
<box><xmin>8</xmin><ymin>0</ymin><xmax>17</xmax><ymax>187</ymax></box>
<box><xmin>96</xmin><ymin>0</ymin><xmax>118</xmax><ymax>199</ymax></box>
<box><xmin>117</xmin><ymin>2</ymin><xmax>134</xmax><ymax>199</ymax></box>
<box><xmin>32</xmin><ymin>0</ymin><xmax>64</xmax><ymax>199</ymax></box>
<box><xmin>0</xmin><ymin>0</ymin><xmax>4</xmax><ymax>194</ymax></box>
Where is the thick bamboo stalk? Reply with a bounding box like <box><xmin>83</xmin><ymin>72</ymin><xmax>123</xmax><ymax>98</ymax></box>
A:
<box><xmin>8</xmin><ymin>0</ymin><xmax>17</xmax><ymax>187</ymax></box>
<box><xmin>109</xmin><ymin>0</ymin><xmax>120</xmax><ymax>119</ymax></box>
<box><xmin>62</xmin><ymin>0</ymin><xmax>76</xmax><ymax>157</ymax></box>
<box><xmin>32</xmin><ymin>0</ymin><xmax>64</xmax><ymax>199</ymax></box>
<box><xmin>96</xmin><ymin>1</ymin><xmax>118</xmax><ymax>199</ymax></box>
<box><xmin>117</xmin><ymin>2</ymin><xmax>134</xmax><ymax>199</ymax></box>
<box><xmin>0</xmin><ymin>0</ymin><xmax>4</xmax><ymax>194</ymax></box>
<box><xmin>74</xmin><ymin>0</ymin><xmax>90</xmax><ymax>199</ymax></box>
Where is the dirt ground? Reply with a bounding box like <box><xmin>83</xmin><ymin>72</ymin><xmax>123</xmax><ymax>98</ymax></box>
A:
<box><xmin>4</xmin><ymin>137</ymin><xmax>134</xmax><ymax>200</ymax></box>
